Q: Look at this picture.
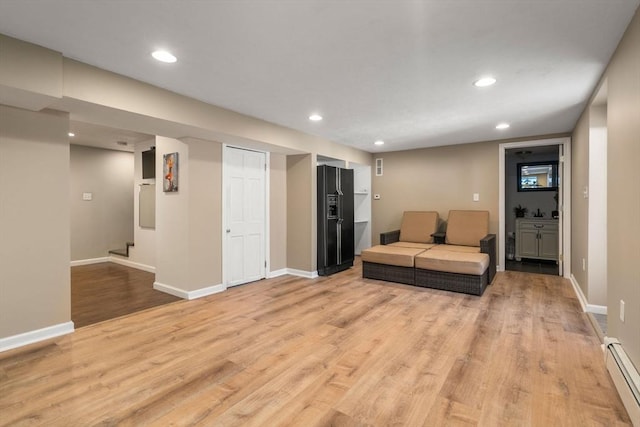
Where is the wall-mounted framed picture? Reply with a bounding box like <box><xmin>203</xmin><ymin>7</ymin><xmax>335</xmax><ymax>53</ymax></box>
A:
<box><xmin>163</xmin><ymin>152</ymin><xmax>179</xmax><ymax>192</ymax></box>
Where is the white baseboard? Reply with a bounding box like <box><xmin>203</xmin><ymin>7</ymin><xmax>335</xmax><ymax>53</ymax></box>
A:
<box><xmin>267</xmin><ymin>268</ymin><xmax>288</xmax><ymax>278</ymax></box>
<box><xmin>587</xmin><ymin>304</ymin><xmax>607</xmax><ymax>315</ymax></box>
<box><xmin>569</xmin><ymin>274</ymin><xmax>607</xmax><ymax>315</ymax></box>
<box><xmin>0</xmin><ymin>322</ymin><xmax>74</xmax><ymax>353</ymax></box>
<box><xmin>569</xmin><ymin>274</ymin><xmax>588</xmax><ymax>312</ymax></box>
<box><xmin>70</xmin><ymin>257</ymin><xmax>109</xmax><ymax>266</ymax></box>
<box><xmin>287</xmin><ymin>268</ymin><xmax>319</xmax><ymax>279</ymax></box>
<box><xmin>153</xmin><ymin>281</ymin><xmax>226</xmax><ymax>300</ymax></box>
<box><xmin>109</xmin><ymin>256</ymin><xmax>156</xmax><ymax>273</ymax></box>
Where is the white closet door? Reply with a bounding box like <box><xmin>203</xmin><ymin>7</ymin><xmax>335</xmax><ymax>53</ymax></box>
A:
<box><xmin>225</xmin><ymin>146</ymin><xmax>266</xmax><ymax>287</ymax></box>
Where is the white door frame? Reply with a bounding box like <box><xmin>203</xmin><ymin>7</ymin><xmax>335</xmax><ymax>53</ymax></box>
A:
<box><xmin>222</xmin><ymin>144</ymin><xmax>270</xmax><ymax>287</ymax></box>
<box><xmin>498</xmin><ymin>137</ymin><xmax>571</xmax><ymax>278</ymax></box>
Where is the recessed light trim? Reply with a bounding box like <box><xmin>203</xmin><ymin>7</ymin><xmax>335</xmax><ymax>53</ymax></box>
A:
<box><xmin>68</xmin><ymin>132</ymin><xmax>75</xmax><ymax>137</ymax></box>
<box><xmin>496</xmin><ymin>123</ymin><xmax>510</xmax><ymax>130</ymax></box>
<box><xmin>474</xmin><ymin>77</ymin><xmax>497</xmax><ymax>87</ymax></box>
<box><xmin>309</xmin><ymin>114</ymin><xmax>323</xmax><ymax>121</ymax></box>
<box><xmin>374</xmin><ymin>140</ymin><xmax>385</xmax><ymax>146</ymax></box>
<box><xmin>152</xmin><ymin>50</ymin><xmax>177</xmax><ymax>63</ymax></box>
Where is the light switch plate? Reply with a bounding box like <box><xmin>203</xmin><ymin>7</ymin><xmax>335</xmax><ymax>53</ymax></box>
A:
<box><xmin>82</xmin><ymin>192</ymin><xmax>92</xmax><ymax>201</ymax></box>
<box><xmin>473</xmin><ymin>193</ymin><xmax>480</xmax><ymax>202</ymax></box>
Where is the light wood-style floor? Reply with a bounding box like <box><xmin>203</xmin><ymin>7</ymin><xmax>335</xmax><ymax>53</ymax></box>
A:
<box><xmin>0</xmin><ymin>261</ymin><xmax>630</xmax><ymax>426</ymax></box>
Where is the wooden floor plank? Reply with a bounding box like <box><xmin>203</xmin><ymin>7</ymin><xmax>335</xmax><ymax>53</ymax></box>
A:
<box><xmin>0</xmin><ymin>261</ymin><xmax>631</xmax><ymax>426</ymax></box>
<box><xmin>71</xmin><ymin>262</ymin><xmax>180</xmax><ymax>328</ymax></box>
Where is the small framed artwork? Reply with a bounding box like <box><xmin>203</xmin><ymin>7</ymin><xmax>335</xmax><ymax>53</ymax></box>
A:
<box><xmin>163</xmin><ymin>152</ymin><xmax>179</xmax><ymax>192</ymax></box>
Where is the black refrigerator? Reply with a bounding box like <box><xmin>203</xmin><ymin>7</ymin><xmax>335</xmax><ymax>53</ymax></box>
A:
<box><xmin>317</xmin><ymin>165</ymin><xmax>354</xmax><ymax>276</ymax></box>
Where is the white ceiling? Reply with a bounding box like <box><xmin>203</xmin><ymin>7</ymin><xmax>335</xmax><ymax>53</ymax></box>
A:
<box><xmin>0</xmin><ymin>1</ymin><xmax>637</xmax><ymax>153</ymax></box>
<box><xmin>69</xmin><ymin>121</ymin><xmax>152</xmax><ymax>153</ymax></box>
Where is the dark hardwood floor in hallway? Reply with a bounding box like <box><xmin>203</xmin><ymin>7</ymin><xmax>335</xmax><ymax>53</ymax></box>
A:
<box><xmin>2</xmin><ymin>260</ymin><xmax>630</xmax><ymax>426</ymax></box>
<box><xmin>71</xmin><ymin>262</ymin><xmax>181</xmax><ymax>328</ymax></box>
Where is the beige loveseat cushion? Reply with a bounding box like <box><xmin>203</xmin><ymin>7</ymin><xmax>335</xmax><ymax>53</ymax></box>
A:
<box><xmin>399</xmin><ymin>211</ymin><xmax>439</xmax><ymax>243</ymax></box>
<box><xmin>445</xmin><ymin>210</ymin><xmax>489</xmax><ymax>247</ymax></box>
<box><xmin>415</xmin><ymin>250</ymin><xmax>489</xmax><ymax>276</ymax></box>
<box><xmin>430</xmin><ymin>244</ymin><xmax>481</xmax><ymax>253</ymax></box>
<box><xmin>361</xmin><ymin>245</ymin><xmax>426</xmax><ymax>267</ymax></box>
<box><xmin>388</xmin><ymin>242</ymin><xmax>437</xmax><ymax>250</ymax></box>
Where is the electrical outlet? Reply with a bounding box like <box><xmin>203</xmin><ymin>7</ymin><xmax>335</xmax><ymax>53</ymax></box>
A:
<box><xmin>473</xmin><ymin>193</ymin><xmax>480</xmax><ymax>202</ymax></box>
<box><xmin>620</xmin><ymin>300</ymin><xmax>625</xmax><ymax>322</ymax></box>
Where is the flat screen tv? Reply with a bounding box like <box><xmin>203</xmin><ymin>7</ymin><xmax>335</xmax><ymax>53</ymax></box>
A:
<box><xmin>142</xmin><ymin>148</ymin><xmax>155</xmax><ymax>179</ymax></box>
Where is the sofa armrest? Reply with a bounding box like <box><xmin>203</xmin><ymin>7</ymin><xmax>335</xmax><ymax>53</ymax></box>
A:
<box><xmin>480</xmin><ymin>234</ymin><xmax>496</xmax><ymax>283</ymax></box>
<box><xmin>431</xmin><ymin>231</ymin><xmax>446</xmax><ymax>244</ymax></box>
<box><xmin>380</xmin><ymin>230</ymin><xmax>400</xmax><ymax>245</ymax></box>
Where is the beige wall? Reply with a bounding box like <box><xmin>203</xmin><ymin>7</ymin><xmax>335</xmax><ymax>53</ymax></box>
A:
<box><xmin>0</xmin><ymin>35</ymin><xmax>62</xmax><ymax>111</ymax></box>
<box><xmin>572</xmin><ymin>7</ymin><xmax>640</xmax><ymax>367</ymax></box>
<box><xmin>155</xmin><ymin>137</ymin><xmax>191</xmax><ymax>290</ymax></box>
<box><xmin>372</xmin><ymin>141</ymin><xmax>500</xmax><ymax>246</ymax></box>
<box><xmin>270</xmin><ymin>154</ymin><xmax>287</xmax><ymax>272</ymax></box>
<box><xmin>287</xmin><ymin>154</ymin><xmax>314</xmax><ymax>272</ymax></box>
<box><xmin>0</xmin><ymin>106</ymin><xmax>70</xmax><ymax>337</ymax></box>
<box><xmin>571</xmin><ymin>111</ymin><xmax>589</xmax><ymax>295</ymax></box>
<box><xmin>70</xmin><ymin>145</ymin><xmax>134</xmax><ymax>261</ymax></box>
<box><xmin>604</xmin><ymin>7</ymin><xmax>640</xmax><ymax>366</ymax></box>
<box><xmin>186</xmin><ymin>138</ymin><xmax>223</xmax><ymax>289</ymax></box>
<box><xmin>154</xmin><ymin>137</ymin><xmax>223</xmax><ymax>292</ymax></box>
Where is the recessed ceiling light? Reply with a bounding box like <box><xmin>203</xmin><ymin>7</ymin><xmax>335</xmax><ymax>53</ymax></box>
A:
<box><xmin>152</xmin><ymin>50</ymin><xmax>177</xmax><ymax>63</ymax></box>
<box><xmin>374</xmin><ymin>140</ymin><xmax>385</xmax><ymax>146</ymax></box>
<box><xmin>474</xmin><ymin>77</ymin><xmax>497</xmax><ymax>87</ymax></box>
<box><xmin>496</xmin><ymin>123</ymin><xmax>510</xmax><ymax>129</ymax></box>
<box><xmin>309</xmin><ymin>114</ymin><xmax>323</xmax><ymax>121</ymax></box>
<box><xmin>68</xmin><ymin>132</ymin><xmax>75</xmax><ymax>137</ymax></box>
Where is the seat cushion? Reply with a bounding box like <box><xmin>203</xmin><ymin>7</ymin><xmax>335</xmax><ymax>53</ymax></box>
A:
<box><xmin>361</xmin><ymin>245</ymin><xmax>426</xmax><ymax>267</ymax></box>
<box><xmin>388</xmin><ymin>241</ymin><xmax>437</xmax><ymax>250</ymax></box>
<box><xmin>399</xmin><ymin>211</ymin><xmax>439</xmax><ymax>243</ymax></box>
<box><xmin>415</xmin><ymin>250</ymin><xmax>489</xmax><ymax>276</ymax></box>
<box><xmin>430</xmin><ymin>244</ymin><xmax>481</xmax><ymax>253</ymax></box>
<box><xmin>445</xmin><ymin>210</ymin><xmax>489</xmax><ymax>247</ymax></box>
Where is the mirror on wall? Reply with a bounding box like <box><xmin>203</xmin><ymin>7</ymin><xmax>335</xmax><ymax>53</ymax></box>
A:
<box><xmin>517</xmin><ymin>161</ymin><xmax>558</xmax><ymax>192</ymax></box>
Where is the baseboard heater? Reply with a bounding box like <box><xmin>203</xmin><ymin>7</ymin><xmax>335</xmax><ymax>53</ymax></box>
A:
<box><xmin>605</xmin><ymin>338</ymin><xmax>640</xmax><ymax>426</ymax></box>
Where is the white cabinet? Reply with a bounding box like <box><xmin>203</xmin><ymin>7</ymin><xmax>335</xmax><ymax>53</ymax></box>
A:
<box><xmin>515</xmin><ymin>218</ymin><xmax>558</xmax><ymax>262</ymax></box>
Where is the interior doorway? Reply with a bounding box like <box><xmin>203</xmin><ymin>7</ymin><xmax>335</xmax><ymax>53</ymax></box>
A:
<box><xmin>498</xmin><ymin>137</ymin><xmax>571</xmax><ymax>277</ymax></box>
<box><xmin>69</xmin><ymin>121</ymin><xmax>176</xmax><ymax>327</ymax></box>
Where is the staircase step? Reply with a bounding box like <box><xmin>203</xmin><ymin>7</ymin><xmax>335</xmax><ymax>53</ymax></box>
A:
<box><xmin>109</xmin><ymin>241</ymin><xmax>134</xmax><ymax>257</ymax></box>
<box><xmin>108</xmin><ymin>248</ymin><xmax>128</xmax><ymax>257</ymax></box>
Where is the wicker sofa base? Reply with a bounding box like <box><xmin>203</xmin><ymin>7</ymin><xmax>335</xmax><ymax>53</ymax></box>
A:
<box><xmin>415</xmin><ymin>268</ymin><xmax>489</xmax><ymax>296</ymax></box>
<box><xmin>362</xmin><ymin>261</ymin><xmax>415</xmax><ymax>285</ymax></box>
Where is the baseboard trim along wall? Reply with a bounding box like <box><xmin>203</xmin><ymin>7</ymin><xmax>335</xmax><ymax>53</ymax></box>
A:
<box><xmin>586</xmin><ymin>303</ymin><xmax>607</xmax><ymax>315</ymax></box>
<box><xmin>0</xmin><ymin>322</ymin><xmax>74</xmax><ymax>353</ymax></box>
<box><xmin>70</xmin><ymin>256</ymin><xmax>156</xmax><ymax>273</ymax></box>
<box><xmin>70</xmin><ymin>257</ymin><xmax>109</xmax><ymax>266</ymax></box>
<box><xmin>153</xmin><ymin>282</ymin><xmax>226</xmax><ymax>300</ymax></box>
<box><xmin>569</xmin><ymin>274</ymin><xmax>607</xmax><ymax>315</ymax></box>
<box><xmin>109</xmin><ymin>256</ymin><xmax>156</xmax><ymax>273</ymax></box>
<box><xmin>267</xmin><ymin>268</ymin><xmax>288</xmax><ymax>278</ymax></box>
<box><xmin>287</xmin><ymin>268</ymin><xmax>319</xmax><ymax>279</ymax></box>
